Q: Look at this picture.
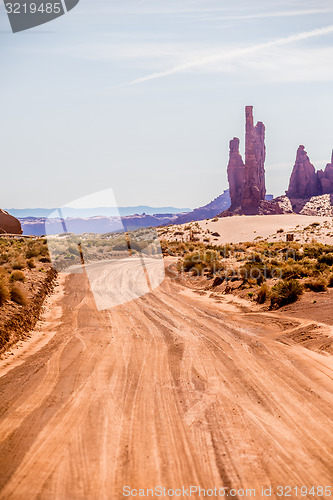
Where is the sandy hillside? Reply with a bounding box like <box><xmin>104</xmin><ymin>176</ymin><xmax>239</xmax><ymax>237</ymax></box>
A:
<box><xmin>160</xmin><ymin>214</ymin><xmax>333</xmax><ymax>245</ymax></box>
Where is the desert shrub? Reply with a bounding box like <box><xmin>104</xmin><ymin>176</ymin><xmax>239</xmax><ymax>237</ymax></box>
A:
<box><xmin>240</xmin><ymin>258</ymin><xmax>278</xmax><ymax>282</ymax></box>
<box><xmin>304</xmin><ymin>277</ymin><xmax>327</xmax><ymax>292</ymax></box>
<box><xmin>67</xmin><ymin>245</ymin><xmax>80</xmax><ymax>256</ymax></box>
<box><xmin>11</xmin><ymin>258</ymin><xmax>26</xmax><ymax>270</ymax></box>
<box><xmin>303</xmin><ymin>243</ymin><xmax>333</xmax><ymax>259</ymax></box>
<box><xmin>10</xmin><ymin>284</ymin><xmax>28</xmax><ymax>305</ymax></box>
<box><xmin>257</xmin><ymin>283</ymin><xmax>269</xmax><ymax>304</ymax></box>
<box><xmin>182</xmin><ymin>253</ymin><xmax>201</xmax><ymax>272</ymax></box>
<box><xmin>318</xmin><ymin>253</ymin><xmax>333</xmax><ymax>266</ymax></box>
<box><xmin>281</xmin><ymin>263</ymin><xmax>311</xmax><ymax>279</ymax></box>
<box><xmin>10</xmin><ymin>270</ymin><xmax>25</xmax><ymax>282</ymax></box>
<box><xmin>181</xmin><ymin>250</ymin><xmax>222</xmax><ymax>276</ymax></box>
<box><xmin>39</xmin><ymin>256</ymin><xmax>51</xmax><ymax>263</ymax></box>
<box><xmin>270</xmin><ymin>279</ymin><xmax>303</xmax><ymax>308</ymax></box>
<box><xmin>0</xmin><ymin>252</ymin><xmax>9</xmax><ymax>264</ymax></box>
<box><xmin>27</xmin><ymin>258</ymin><xmax>36</xmax><ymax>269</ymax></box>
<box><xmin>277</xmin><ymin>228</ymin><xmax>284</xmax><ymax>233</ymax></box>
<box><xmin>327</xmin><ymin>274</ymin><xmax>333</xmax><ymax>287</ymax></box>
<box><xmin>0</xmin><ymin>280</ymin><xmax>10</xmax><ymax>305</ymax></box>
<box><xmin>25</xmin><ymin>247</ymin><xmax>39</xmax><ymax>259</ymax></box>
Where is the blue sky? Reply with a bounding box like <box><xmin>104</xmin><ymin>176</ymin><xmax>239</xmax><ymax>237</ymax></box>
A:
<box><xmin>1</xmin><ymin>0</ymin><xmax>333</xmax><ymax>209</ymax></box>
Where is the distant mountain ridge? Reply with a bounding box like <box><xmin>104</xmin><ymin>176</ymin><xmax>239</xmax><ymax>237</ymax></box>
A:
<box><xmin>7</xmin><ymin>206</ymin><xmax>191</xmax><ymax>219</ymax></box>
<box><xmin>20</xmin><ymin>213</ymin><xmax>183</xmax><ymax>236</ymax></box>
<box><xmin>172</xmin><ymin>190</ymin><xmax>231</xmax><ymax>224</ymax></box>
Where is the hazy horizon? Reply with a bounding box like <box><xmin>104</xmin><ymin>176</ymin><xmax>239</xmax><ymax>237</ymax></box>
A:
<box><xmin>1</xmin><ymin>0</ymin><xmax>333</xmax><ymax>209</ymax></box>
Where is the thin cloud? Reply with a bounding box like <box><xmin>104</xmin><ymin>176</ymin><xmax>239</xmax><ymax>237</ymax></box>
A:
<box><xmin>215</xmin><ymin>9</ymin><xmax>333</xmax><ymax>21</ymax></box>
<box><xmin>116</xmin><ymin>24</ymin><xmax>333</xmax><ymax>87</ymax></box>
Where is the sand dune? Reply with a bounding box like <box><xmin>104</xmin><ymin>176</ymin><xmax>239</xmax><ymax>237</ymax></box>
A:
<box><xmin>198</xmin><ymin>214</ymin><xmax>332</xmax><ymax>244</ymax></box>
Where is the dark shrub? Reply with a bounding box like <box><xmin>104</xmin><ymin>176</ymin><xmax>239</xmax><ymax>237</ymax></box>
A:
<box><xmin>10</xmin><ymin>284</ymin><xmax>28</xmax><ymax>305</ymax></box>
<box><xmin>12</xmin><ymin>259</ymin><xmax>25</xmax><ymax>270</ymax></box>
<box><xmin>0</xmin><ymin>280</ymin><xmax>10</xmax><ymax>306</ymax></box>
<box><xmin>270</xmin><ymin>279</ymin><xmax>303</xmax><ymax>308</ymax></box>
<box><xmin>27</xmin><ymin>258</ymin><xmax>36</xmax><ymax>269</ymax></box>
<box><xmin>10</xmin><ymin>270</ymin><xmax>25</xmax><ymax>282</ymax></box>
<box><xmin>318</xmin><ymin>253</ymin><xmax>333</xmax><ymax>266</ymax></box>
<box><xmin>257</xmin><ymin>284</ymin><xmax>269</xmax><ymax>304</ymax></box>
<box><xmin>304</xmin><ymin>277</ymin><xmax>327</xmax><ymax>292</ymax></box>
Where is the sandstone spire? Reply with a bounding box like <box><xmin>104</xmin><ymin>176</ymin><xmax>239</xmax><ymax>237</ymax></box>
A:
<box><xmin>286</xmin><ymin>146</ymin><xmax>319</xmax><ymax>198</ymax></box>
<box><xmin>241</xmin><ymin>106</ymin><xmax>266</xmax><ymax>214</ymax></box>
<box><xmin>317</xmin><ymin>150</ymin><xmax>333</xmax><ymax>195</ymax></box>
<box><xmin>225</xmin><ymin>106</ymin><xmax>267</xmax><ymax>214</ymax></box>
<box><xmin>227</xmin><ymin>137</ymin><xmax>245</xmax><ymax>210</ymax></box>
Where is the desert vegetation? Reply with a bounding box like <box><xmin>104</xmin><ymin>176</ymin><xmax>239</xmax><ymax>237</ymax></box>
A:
<box><xmin>161</xmin><ymin>238</ymin><xmax>333</xmax><ymax>308</ymax></box>
<box><xmin>0</xmin><ymin>237</ymin><xmax>51</xmax><ymax>307</ymax></box>
<box><xmin>47</xmin><ymin>228</ymin><xmax>161</xmax><ymax>271</ymax></box>
<box><xmin>0</xmin><ymin>237</ymin><xmax>56</xmax><ymax>352</ymax></box>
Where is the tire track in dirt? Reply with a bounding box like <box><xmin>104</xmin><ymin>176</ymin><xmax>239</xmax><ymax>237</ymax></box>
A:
<box><xmin>0</xmin><ymin>266</ymin><xmax>332</xmax><ymax>499</ymax></box>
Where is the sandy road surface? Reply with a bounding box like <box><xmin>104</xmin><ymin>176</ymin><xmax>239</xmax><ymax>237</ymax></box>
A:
<box><xmin>0</xmin><ymin>263</ymin><xmax>332</xmax><ymax>499</ymax></box>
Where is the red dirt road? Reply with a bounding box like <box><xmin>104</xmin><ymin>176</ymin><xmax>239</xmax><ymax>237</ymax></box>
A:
<box><xmin>0</xmin><ymin>268</ymin><xmax>332</xmax><ymax>499</ymax></box>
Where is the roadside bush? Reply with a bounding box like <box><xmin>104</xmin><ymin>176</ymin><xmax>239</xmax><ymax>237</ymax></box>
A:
<box><xmin>25</xmin><ymin>247</ymin><xmax>39</xmax><ymax>259</ymax></box>
<box><xmin>327</xmin><ymin>274</ymin><xmax>333</xmax><ymax>287</ymax></box>
<box><xmin>0</xmin><ymin>280</ymin><xmax>10</xmax><ymax>306</ymax></box>
<box><xmin>12</xmin><ymin>258</ymin><xmax>26</xmax><ymax>270</ymax></box>
<box><xmin>270</xmin><ymin>279</ymin><xmax>303</xmax><ymax>308</ymax></box>
<box><xmin>10</xmin><ymin>270</ymin><xmax>25</xmax><ymax>282</ymax></box>
<box><xmin>27</xmin><ymin>258</ymin><xmax>36</xmax><ymax>269</ymax></box>
<box><xmin>281</xmin><ymin>263</ymin><xmax>311</xmax><ymax>279</ymax></box>
<box><xmin>10</xmin><ymin>284</ymin><xmax>28</xmax><ymax>306</ymax></box>
<box><xmin>318</xmin><ymin>253</ymin><xmax>333</xmax><ymax>266</ymax></box>
<box><xmin>257</xmin><ymin>283</ymin><xmax>269</xmax><ymax>304</ymax></box>
<box><xmin>304</xmin><ymin>277</ymin><xmax>327</xmax><ymax>292</ymax></box>
<box><xmin>181</xmin><ymin>250</ymin><xmax>222</xmax><ymax>276</ymax></box>
<box><xmin>39</xmin><ymin>256</ymin><xmax>51</xmax><ymax>263</ymax></box>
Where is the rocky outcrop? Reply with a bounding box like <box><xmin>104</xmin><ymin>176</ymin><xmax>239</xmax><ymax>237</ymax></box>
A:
<box><xmin>0</xmin><ymin>209</ymin><xmax>22</xmax><ymax>235</ymax></box>
<box><xmin>286</xmin><ymin>146</ymin><xmax>319</xmax><ymax>198</ymax></box>
<box><xmin>223</xmin><ymin>106</ymin><xmax>282</xmax><ymax>216</ymax></box>
<box><xmin>317</xmin><ymin>151</ymin><xmax>333</xmax><ymax>194</ymax></box>
<box><xmin>272</xmin><ymin>196</ymin><xmax>293</xmax><ymax>214</ymax></box>
<box><xmin>172</xmin><ymin>190</ymin><xmax>231</xmax><ymax>224</ymax></box>
<box><xmin>241</xmin><ymin>106</ymin><xmax>266</xmax><ymax>214</ymax></box>
<box><xmin>286</xmin><ymin>147</ymin><xmax>333</xmax><ymax>199</ymax></box>
<box><xmin>227</xmin><ymin>138</ymin><xmax>245</xmax><ymax>210</ymax></box>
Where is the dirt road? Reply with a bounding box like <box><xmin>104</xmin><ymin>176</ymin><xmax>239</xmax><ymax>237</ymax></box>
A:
<box><xmin>0</xmin><ymin>265</ymin><xmax>332</xmax><ymax>499</ymax></box>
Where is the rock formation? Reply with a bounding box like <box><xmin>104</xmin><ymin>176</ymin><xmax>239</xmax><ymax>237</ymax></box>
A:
<box><xmin>286</xmin><ymin>147</ymin><xmax>333</xmax><ymax>200</ymax></box>
<box><xmin>227</xmin><ymin>138</ymin><xmax>245</xmax><ymax>210</ymax></box>
<box><xmin>317</xmin><ymin>150</ymin><xmax>333</xmax><ymax>194</ymax></box>
<box><xmin>286</xmin><ymin>146</ymin><xmax>319</xmax><ymax>198</ymax></box>
<box><xmin>224</xmin><ymin>106</ymin><xmax>282</xmax><ymax>216</ymax></box>
<box><xmin>241</xmin><ymin>106</ymin><xmax>266</xmax><ymax>214</ymax></box>
<box><xmin>0</xmin><ymin>209</ymin><xmax>22</xmax><ymax>235</ymax></box>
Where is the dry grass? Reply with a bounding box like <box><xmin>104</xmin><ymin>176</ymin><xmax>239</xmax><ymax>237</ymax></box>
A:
<box><xmin>10</xmin><ymin>283</ymin><xmax>28</xmax><ymax>306</ymax></box>
<box><xmin>169</xmin><ymin>239</ymin><xmax>333</xmax><ymax>308</ymax></box>
<box><xmin>0</xmin><ymin>237</ymin><xmax>50</xmax><ymax>308</ymax></box>
<box><xmin>270</xmin><ymin>280</ymin><xmax>303</xmax><ymax>308</ymax></box>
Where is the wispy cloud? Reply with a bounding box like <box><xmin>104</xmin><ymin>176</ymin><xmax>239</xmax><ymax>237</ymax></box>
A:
<box><xmin>116</xmin><ymin>24</ymin><xmax>333</xmax><ymax>87</ymax></box>
<box><xmin>209</xmin><ymin>8</ymin><xmax>333</xmax><ymax>21</ymax></box>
